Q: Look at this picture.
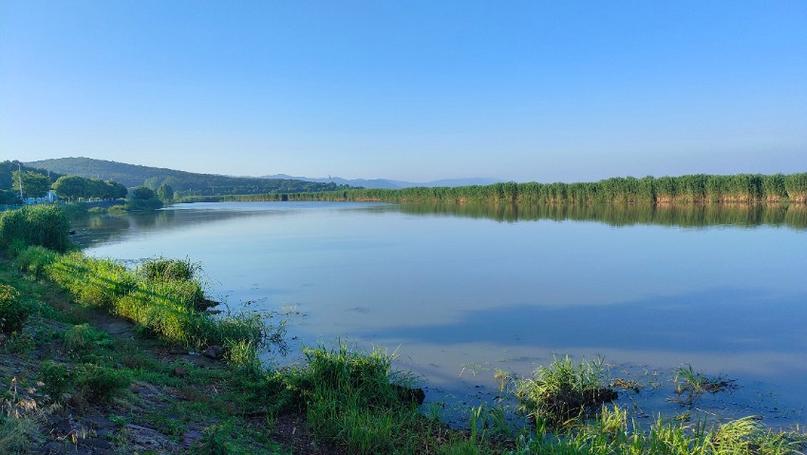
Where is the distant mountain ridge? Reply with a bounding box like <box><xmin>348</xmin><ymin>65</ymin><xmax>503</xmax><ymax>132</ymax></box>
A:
<box><xmin>261</xmin><ymin>174</ymin><xmax>500</xmax><ymax>189</ymax></box>
<box><xmin>25</xmin><ymin>157</ymin><xmax>348</xmax><ymax>196</ymax></box>
<box><xmin>27</xmin><ymin>157</ymin><xmax>500</xmax><ymax>193</ymax></box>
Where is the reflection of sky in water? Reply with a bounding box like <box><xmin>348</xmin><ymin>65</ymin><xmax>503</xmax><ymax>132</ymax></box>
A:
<box><xmin>77</xmin><ymin>202</ymin><xmax>807</xmax><ymax>425</ymax></box>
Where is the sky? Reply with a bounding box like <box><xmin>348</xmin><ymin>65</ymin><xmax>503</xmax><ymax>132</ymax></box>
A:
<box><xmin>1</xmin><ymin>0</ymin><xmax>806</xmax><ymax>182</ymax></box>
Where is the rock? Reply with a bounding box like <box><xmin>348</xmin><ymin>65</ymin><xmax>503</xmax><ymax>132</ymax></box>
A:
<box><xmin>124</xmin><ymin>424</ymin><xmax>179</xmax><ymax>453</ymax></box>
<box><xmin>393</xmin><ymin>384</ymin><xmax>426</xmax><ymax>405</ymax></box>
<box><xmin>202</xmin><ymin>345</ymin><xmax>224</xmax><ymax>360</ymax></box>
<box><xmin>181</xmin><ymin>429</ymin><xmax>204</xmax><ymax>449</ymax></box>
<box><xmin>171</xmin><ymin>367</ymin><xmax>188</xmax><ymax>377</ymax></box>
<box><xmin>41</xmin><ymin>440</ymin><xmax>69</xmax><ymax>454</ymax></box>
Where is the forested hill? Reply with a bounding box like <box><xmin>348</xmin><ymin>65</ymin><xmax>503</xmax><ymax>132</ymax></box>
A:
<box><xmin>26</xmin><ymin>157</ymin><xmax>350</xmax><ymax>196</ymax></box>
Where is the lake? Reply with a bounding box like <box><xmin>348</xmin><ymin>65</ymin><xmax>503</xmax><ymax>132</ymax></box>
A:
<box><xmin>72</xmin><ymin>201</ymin><xmax>807</xmax><ymax>426</ymax></box>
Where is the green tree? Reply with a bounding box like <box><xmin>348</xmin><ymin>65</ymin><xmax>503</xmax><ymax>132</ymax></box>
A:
<box><xmin>12</xmin><ymin>170</ymin><xmax>51</xmax><ymax>198</ymax></box>
<box><xmin>157</xmin><ymin>184</ymin><xmax>174</xmax><ymax>201</ymax></box>
<box><xmin>130</xmin><ymin>186</ymin><xmax>156</xmax><ymax>200</ymax></box>
<box><xmin>52</xmin><ymin>175</ymin><xmax>88</xmax><ymax>200</ymax></box>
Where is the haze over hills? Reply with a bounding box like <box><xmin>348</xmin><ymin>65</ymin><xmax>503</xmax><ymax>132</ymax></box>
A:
<box><xmin>262</xmin><ymin>174</ymin><xmax>501</xmax><ymax>189</ymax></box>
<box><xmin>26</xmin><ymin>157</ymin><xmax>348</xmax><ymax>196</ymax></box>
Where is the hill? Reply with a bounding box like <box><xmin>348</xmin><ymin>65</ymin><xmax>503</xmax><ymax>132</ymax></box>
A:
<box><xmin>26</xmin><ymin>157</ymin><xmax>348</xmax><ymax>196</ymax></box>
<box><xmin>262</xmin><ymin>174</ymin><xmax>500</xmax><ymax>189</ymax></box>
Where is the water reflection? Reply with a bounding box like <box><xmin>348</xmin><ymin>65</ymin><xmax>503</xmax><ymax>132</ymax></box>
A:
<box><xmin>399</xmin><ymin>201</ymin><xmax>807</xmax><ymax>229</ymax></box>
<box><xmin>75</xmin><ymin>201</ymin><xmax>807</xmax><ymax>426</ymax></box>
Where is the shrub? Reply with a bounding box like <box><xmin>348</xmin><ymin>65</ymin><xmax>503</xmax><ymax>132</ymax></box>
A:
<box><xmin>75</xmin><ymin>364</ymin><xmax>130</xmax><ymax>403</ymax></box>
<box><xmin>0</xmin><ymin>205</ymin><xmax>70</xmax><ymax>252</ymax></box>
<box><xmin>39</xmin><ymin>361</ymin><xmax>70</xmax><ymax>400</ymax></box>
<box><xmin>0</xmin><ymin>284</ymin><xmax>28</xmax><ymax>334</ymax></box>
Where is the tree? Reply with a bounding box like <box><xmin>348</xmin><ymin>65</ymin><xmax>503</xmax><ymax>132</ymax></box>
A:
<box><xmin>52</xmin><ymin>176</ymin><xmax>128</xmax><ymax>200</ymax></box>
<box><xmin>52</xmin><ymin>175</ymin><xmax>88</xmax><ymax>200</ymax></box>
<box><xmin>130</xmin><ymin>186</ymin><xmax>156</xmax><ymax>200</ymax></box>
<box><xmin>157</xmin><ymin>184</ymin><xmax>174</xmax><ymax>202</ymax></box>
<box><xmin>12</xmin><ymin>170</ymin><xmax>51</xmax><ymax>198</ymax></box>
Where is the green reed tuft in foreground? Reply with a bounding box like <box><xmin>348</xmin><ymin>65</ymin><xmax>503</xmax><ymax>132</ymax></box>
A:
<box><xmin>515</xmin><ymin>356</ymin><xmax>617</xmax><ymax>428</ymax></box>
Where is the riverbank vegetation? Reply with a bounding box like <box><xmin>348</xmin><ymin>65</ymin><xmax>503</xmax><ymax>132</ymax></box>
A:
<box><xmin>2</xmin><ymin>205</ymin><xmax>806</xmax><ymax>453</ymax></box>
<box><xmin>185</xmin><ymin>172</ymin><xmax>807</xmax><ymax>206</ymax></box>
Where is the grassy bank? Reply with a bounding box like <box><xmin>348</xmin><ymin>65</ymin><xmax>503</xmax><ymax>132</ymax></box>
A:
<box><xmin>2</xmin><ymin>205</ymin><xmax>806</xmax><ymax>454</ymax></box>
<box><xmin>180</xmin><ymin>172</ymin><xmax>807</xmax><ymax>206</ymax></box>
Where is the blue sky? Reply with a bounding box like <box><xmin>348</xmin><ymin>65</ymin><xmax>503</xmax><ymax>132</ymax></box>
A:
<box><xmin>1</xmin><ymin>0</ymin><xmax>805</xmax><ymax>181</ymax></box>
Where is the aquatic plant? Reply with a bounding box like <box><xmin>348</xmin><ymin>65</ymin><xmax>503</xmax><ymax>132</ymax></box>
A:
<box><xmin>210</xmin><ymin>172</ymin><xmax>807</xmax><ymax>207</ymax></box>
<box><xmin>514</xmin><ymin>356</ymin><xmax>616</xmax><ymax>428</ymax></box>
<box><xmin>673</xmin><ymin>364</ymin><xmax>734</xmax><ymax>405</ymax></box>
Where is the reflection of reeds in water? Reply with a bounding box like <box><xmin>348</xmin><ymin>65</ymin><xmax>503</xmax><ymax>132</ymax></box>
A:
<box><xmin>397</xmin><ymin>202</ymin><xmax>807</xmax><ymax>229</ymax></box>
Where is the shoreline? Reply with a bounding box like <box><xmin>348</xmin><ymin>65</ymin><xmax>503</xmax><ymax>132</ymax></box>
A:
<box><xmin>2</xmin><ymin>204</ymin><xmax>807</xmax><ymax>453</ymax></box>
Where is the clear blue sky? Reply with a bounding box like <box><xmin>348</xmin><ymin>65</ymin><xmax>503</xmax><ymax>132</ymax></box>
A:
<box><xmin>1</xmin><ymin>0</ymin><xmax>805</xmax><ymax>181</ymax></box>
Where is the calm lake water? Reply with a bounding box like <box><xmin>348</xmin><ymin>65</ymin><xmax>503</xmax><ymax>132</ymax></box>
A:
<box><xmin>73</xmin><ymin>201</ymin><xmax>807</xmax><ymax>426</ymax></box>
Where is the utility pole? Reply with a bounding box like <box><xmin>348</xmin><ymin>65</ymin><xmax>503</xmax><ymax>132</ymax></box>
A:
<box><xmin>18</xmin><ymin>162</ymin><xmax>24</xmax><ymax>200</ymax></box>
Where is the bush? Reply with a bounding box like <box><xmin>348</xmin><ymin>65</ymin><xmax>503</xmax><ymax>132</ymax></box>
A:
<box><xmin>75</xmin><ymin>364</ymin><xmax>130</xmax><ymax>403</ymax></box>
<box><xmin>0</xmin><ymin>205</ymin><xmax>71</xmax><ymax>252</ymax></box>
<box><xmin>0</xmin><ymin>284</ymin><xmax>28</xmax><ymax>334</ymax></box>
<box><xmin>39</xmin><ymin>361</ymin><xmax>70</xmax><ymax>400</ymax></box>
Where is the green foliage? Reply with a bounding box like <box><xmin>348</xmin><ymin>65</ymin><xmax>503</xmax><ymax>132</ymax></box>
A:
<box><xmin>63</xmin><ymin>323</ymin><xmax>113</xmax><ymax>357</ymax></box>
<box><xmin>0</xmin><ymin>284</ymin><xmax>28</xmax><ymax>334</ymax></box>
<box><xmin>514</xmin><ymin>356</ymin><xmax>615</xmax><ymax>428</ymax></box>
<box><xmin>52</xmin><ymin>175</ymin><xmax>127</xmax><ymax>201</ymax></box>
<box><xmin>11</xmin><ymin>170</ymin><xmax>51</xmax><ymax>198</ymax></box>
<box><xmin>157</xmin><ymin>183</ymin><xmax>174</xmax><ymax>201</ymax></box>
<box><xmin>75</xmin><ymin>364</ymin><xmax>130</xmax><ymax>403</ymax></box>
<box><xmin>271</xmin><ymin>172</ymin><xmax>807</xmax><ymax>206</ymax></box>
<box><xmin>0</xmin><ymin>205</ymin><xmax>71</xmax><ymax>252</ymax></box>
<box><xmin>512</xmin><ymin>406</ymin><xmax>807</xmax><ymax>455</ymax></box>
<box><xmin>0</xmin><ymin>189</ymin><xmax>20</xmax><ymax>205</ymax></box>
<box><xmin>139</xmin><ymin>257</ymin><xmax>198</xmax><ymax>281</ymax></box>
<box><xmin>27</xmin><ymin>157</ymin><xmax>347</xmax><ymax>196</ymax></box>
<box><xmin>126</xmin><ymin>186</ymin><xmax>163</xmax><ymax>211</ymax></box>
<box><xmin>281</xmin><ymin>345</ymin><xmax>445</xmax><ymax>454</ymax></box>
<box><xmin>42</xmin><ymin>250</ymin><xmax>265</xmax><ymax>356</ymax></box>
<box><xmin>39</xmin><ymin>361</ymin><xmax>70</xmax><ymax>400</ymax></box>
<box><xmin>13</xmin><ymin>245</ymin><xmax>57</xmax><ymax>278</ymax></box>
<box><xmin>193</xmin><ymin>419</ymin><xmax>273</xmax><ymax>455</ymax></box>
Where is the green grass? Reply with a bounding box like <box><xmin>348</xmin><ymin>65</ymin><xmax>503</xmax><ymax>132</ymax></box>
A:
<box><xmin>138</xmin><ymin>257</ymin><xmax>200</xmax><ymax>282</ymax></box>
<box><xmin>514</xmin><ymin>356</ymin><xmax>617</xmax><ymax>428</ymax></box>
<box><xmin>0</xmin><ymin>204</ymin><xmax>71</xmax><ymax>252</ymax></box>
<box><xmin>673</xmin><ymin>365</ymin><xmax>734</xmax><ymax>405</ymax></box>
<box><xmin>0</xmin><ymin>284</ymin><xmax>28</xmax><ymax>334</ymax></box>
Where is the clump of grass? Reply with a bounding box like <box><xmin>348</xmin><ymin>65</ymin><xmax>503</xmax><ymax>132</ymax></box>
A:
<box><xmin>194</xmin><ymin>419</ymin><xmax>277</xmax><ymax>454</ymax></box>
<box><xmin>139</xmin><ymin>257</ymin><xmax>199</xmax><ymax>282</ymax></box>
<box><xmin>74</xmin><ymin>364</ymin><xmax>130</xmax><ymax>404</ymax></box>
<box><xmin>283</xmin><ymin>345</ymin><xmax>444</xmax><ymax>454</ymax></box>
<box><xmin>63</xmin><ymin>323</ymin><xmax>113</xmax><ymax>357</ymax></box>
<box><xmin>514</xmin><ymin>356</ymin><xmax>617</xmax><ymax>428</ymax></box>
<box><xmin>13</xmin><ymin>245</ymin><xmax>57</xmax><ymax>279</ymax></box>
<box><xmin>0</xmin><ymin>284</ymin><xmax>28</xmax><ymax>334</ymax></box>
<box><xmin>673</xmin><ymin>364</ymin><xmax>734</xmax><ymax>405</ymax></box>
